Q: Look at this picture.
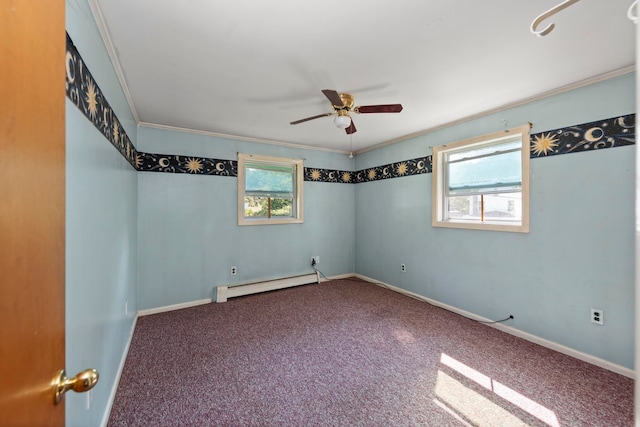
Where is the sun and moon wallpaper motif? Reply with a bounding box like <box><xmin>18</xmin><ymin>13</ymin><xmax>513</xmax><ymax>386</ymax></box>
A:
<box><xmin>66</xmin><ymin>34</ymin><xmax>139</xmax><ymax>170</ymax></box>
<box><xmin>138</xmin><ymin>152</ymin><xmax>238</xmax><ymax>176</ymax></box>
<box><xmin>530</xmin><ymin>114</ymin><xmax>635</xmax><ymax>158</ymax></box>
<box><xmin>66</xmin><ymin>33</ymin><xmax>634</xmax><ymax>184</ymax></box>
<box><xmin>304</xmin><ymin>156</ymin><xmax>433</xmax><ymax>184</ymax></box>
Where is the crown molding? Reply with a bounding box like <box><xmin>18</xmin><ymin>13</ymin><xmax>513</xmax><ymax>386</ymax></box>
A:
<box><xmin>357</xmin><ymin>65</ymin><xmax>636</xmax><ymax>155</ymax></box>
<box><xmin>138</xmin><ymin>122</ymin><xmax>351</xmax><ymax>155</ymax></box>
<box><xmin>89</xmin><ymin>0</ymin><xmax>140</xmax><ymax>123</ymax></box>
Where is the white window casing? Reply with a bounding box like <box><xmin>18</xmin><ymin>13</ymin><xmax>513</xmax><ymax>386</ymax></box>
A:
<box><xmin>237</xmin><ymin>153</ymin><xmax>304</xmax><ymax>226</ymax></box>
<box><xmin>432</xmin><ymin>124</ymin><xmax>531</xmax><ymax>233</ymax></box>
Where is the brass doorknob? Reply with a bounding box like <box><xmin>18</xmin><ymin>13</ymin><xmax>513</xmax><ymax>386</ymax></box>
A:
<box><xmin>53</xmin><ymin>369</ymin><xmax>99</xmax><ymax>404</ymax></box>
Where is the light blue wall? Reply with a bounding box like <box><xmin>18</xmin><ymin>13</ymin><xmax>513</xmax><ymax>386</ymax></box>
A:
<box><xmin>66</xmin><ymin>1</ymin><xmax>138</xmax><ymax>426</ymax></box>
<box><xmin>62</xmin><ymin>4</ymin><xmax>635</xmax><ymax>424</ymax></box>
<box><xmin>355</xmin><ymin>73</ymin><xmax>635</xmax><ymax>369</ymax></box>
<box><xmin>137</xmin><ymin>127</ymin><xmax>355</xmax><ymax>310</ymax></box>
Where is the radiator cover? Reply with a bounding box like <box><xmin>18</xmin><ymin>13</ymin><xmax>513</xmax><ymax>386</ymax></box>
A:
<box><xmin>216</xmin><ymin>272</ymin><xmax>320</xmax><ymax>302</ymax></box>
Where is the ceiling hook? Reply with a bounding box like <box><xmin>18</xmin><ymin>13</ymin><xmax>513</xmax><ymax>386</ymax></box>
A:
<box><xmin>530</xmin><ymin>0</ymin><xmax>581</xmax><ymax>37</ymax></box>
<box><xmin>628</xmin><ymin>0</ymin><xmax>638</xmax><ymax>23</ymax></box>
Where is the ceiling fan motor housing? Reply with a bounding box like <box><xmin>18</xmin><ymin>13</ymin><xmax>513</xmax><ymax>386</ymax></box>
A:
<box><xmin>337</xmin><ymin>93</ymin><xmax>355</xmax><ymax>110</ymax></box>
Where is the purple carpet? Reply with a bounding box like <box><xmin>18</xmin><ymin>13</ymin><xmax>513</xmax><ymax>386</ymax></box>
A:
<box><xmin>108</xmin><ymin>278</ymin><xmax>633</xmax><ymax>426</ymax></box>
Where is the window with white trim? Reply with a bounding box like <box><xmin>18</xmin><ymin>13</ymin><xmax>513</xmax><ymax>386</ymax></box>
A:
<box><xmin>432</xmin><ymin>124</ymin><xmax>530</xmax><ymax>233</ymax></box>
<box><xmin>237</xmin><ymin>153</ymin><xmax>303</xmax><ymax>226</ymax></box>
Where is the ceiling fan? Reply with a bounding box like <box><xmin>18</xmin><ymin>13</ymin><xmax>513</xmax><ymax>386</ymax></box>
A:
<box><xmin>290</xmin><ymin>89</ymin><xmax>403</xmax><ymax>135</ymax></box>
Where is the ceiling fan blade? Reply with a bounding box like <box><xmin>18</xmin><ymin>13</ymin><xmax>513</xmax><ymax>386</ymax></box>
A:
<box><xmin>290</xmin><ymin>112</ymin><xmax>333</xmax><ymax>125</ymax></box>
<box><xmin>355</xmin><ymin>104</ymin><xmax>403</xmax><ymax>114</ymax></box>
<box><xmin>345</xmin><ymin>119</ymin><xmax>357</xmax><ymax>135</ymax></box>
<box><xmin>321</xmin><ymin>89</ymin><xmax>344</xmax><ymax>107</ymax></box>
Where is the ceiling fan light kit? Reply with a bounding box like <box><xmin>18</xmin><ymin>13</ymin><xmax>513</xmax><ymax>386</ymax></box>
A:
<box><xmin>334</xmin><ymin>110</ymin><xmax>351</xmax><ymax>129</ymax></box>
<box><xmin>290</xmin><ymin>89</ymin><xmax>403</xmax><ymax>136</ymax></box>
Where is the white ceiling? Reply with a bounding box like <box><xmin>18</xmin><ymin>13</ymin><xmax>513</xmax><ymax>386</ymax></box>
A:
<box><xmin>92</xmin><ymin>0</ymin><xmax>636</xmax><ymax>154</ymax></box>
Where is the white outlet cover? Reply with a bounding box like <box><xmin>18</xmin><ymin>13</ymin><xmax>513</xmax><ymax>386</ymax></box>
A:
<box><xmin>591</xmin><ymin>308</ymin><xmax>603</xmax><ymax>325</ymax></box>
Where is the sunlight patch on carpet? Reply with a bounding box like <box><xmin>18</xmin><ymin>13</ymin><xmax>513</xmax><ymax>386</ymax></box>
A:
<box><xmin>393</xmin><ymin>328</ymin><xmax>416</xmax><ymax>344</ymax></box>
<box><xmin>435</xmin><ymin>371</ymin><xmax>531</xmax><ymax>426</ymax></box>
<box><xmin>438</xmin><ymin>353</ymin><xmax>560</xmax><ymax>427</ymax></box>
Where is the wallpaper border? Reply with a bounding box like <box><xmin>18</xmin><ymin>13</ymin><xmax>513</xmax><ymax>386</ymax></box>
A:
<box><xmin>65</xmin><ymin>33</ymin><xmax>635</xmax><ymax>185</ymax></box>
<box><xmin>66</xmin><ymin>33</ymin><xmax>140</xmax><ymax>169</ymax></box>
<box><xmin>139</xmin><ymin>152</ymin><xmax>237</xmax><ymax>176</ymax></box>
<box><xmin>530</xmin><ymin>114</ymin><xmax>635</xmax><ymax>158</ymax></box>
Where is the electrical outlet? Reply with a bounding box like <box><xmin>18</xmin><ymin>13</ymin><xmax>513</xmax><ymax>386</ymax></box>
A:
<box><xmin>311</xmin><ymin>256</ymin><xmax>319</xmax><ymax>266</ymax></box>
<box><xmin>231</xmin><ymin>266</ymin><xmax>237</xmax><ymax>276</ymax></box>
<box><xmin>401</xmin><ymin>263</ymin><xmax>406</xmax><ymax>272</ymax></box>
<box><xmin>591</xmin><ymin>308</ymin><xmax>603</xmax><ymax>325</ymax></box>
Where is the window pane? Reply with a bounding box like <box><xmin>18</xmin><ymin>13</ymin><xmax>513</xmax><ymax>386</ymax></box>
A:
<box><xmin>447</xmin><ymin>193</ymin><xmax>521</xmax><ymax>222</ymax></box>
<box><xmin>244</xmin><ymin>196</ymin><xmax>267</xmax><ymax>217</ymax></box>
<box><xmin>245</xmin><ymin>166</ymin><xmax>294</xmax><ymax>198</ymax></box>
<box><xmin>270</xmin><ymin>198</ymin><xmax>292</xmax><ymax>217</ymax></box>
<box><xmin>448</xmin><ymin>149</ymin><xmax>521</xmax><ymax>192</ymax></box>
<box><xmin>243</xmin><ymin>196</ymin><xmax>293</xmax><ymax>218</ymax></box>
<box><xmin>483</xmin><ymin>193</ymin><xmax>521</xmax><ymax>222</ymax></box>
<box><xmin>447</xmin><ymin>195</ymin><xmax>481</xmax><ymax>220</ymax></box>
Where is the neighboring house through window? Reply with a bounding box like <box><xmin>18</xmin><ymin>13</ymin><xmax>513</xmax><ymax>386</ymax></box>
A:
<box><xmin>432</xmin><ymin>124</ymin><xmax>530</xmax><ymax>233</ymax></box>
<box><xmin>237</xmin><ymin>153</ymin><xmax>304</xmax><ymax>226</ymax></box>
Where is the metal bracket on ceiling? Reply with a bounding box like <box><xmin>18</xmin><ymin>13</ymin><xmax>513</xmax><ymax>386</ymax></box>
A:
<box><xmin>530</xmin><ymin>0</ymin><xmax>581</xmax><ymax>37</ymax></box>
<box><xmin>628</xmin><ymin>0</ymin><xmax>638</xmax><ymax>24</ymax></box>
<box><xmin>531</xmin><ymin>0</ymin><xmax>637</xmax><ymax>37</ymax></box>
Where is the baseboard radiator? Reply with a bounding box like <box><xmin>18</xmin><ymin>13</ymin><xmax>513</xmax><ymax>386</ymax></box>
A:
<box><xmin>216</xmin><ymin>272</ymin><xmax>320</xmax><ymax>303</ymax></box>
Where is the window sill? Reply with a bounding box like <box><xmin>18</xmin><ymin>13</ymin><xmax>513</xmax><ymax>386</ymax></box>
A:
<box><xmin>238</xmin><ymin>217</ymin><xmax>303</xmax><ymax>226</ymax></box>
<box><xmin>432</xmin><ymin>219</ymin><xmax>529</xmax><ymax>233</ymax></box>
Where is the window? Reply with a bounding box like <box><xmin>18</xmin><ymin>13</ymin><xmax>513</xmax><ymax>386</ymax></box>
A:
<box><xmin>237</xmin><ymin>153</ymin><xmax>303</xmax><ymax>226</ymax></box>
<box><xmin>432</xmin><ymin>124</ymin><xmax>530</xmax><ymax>233</ymax></box>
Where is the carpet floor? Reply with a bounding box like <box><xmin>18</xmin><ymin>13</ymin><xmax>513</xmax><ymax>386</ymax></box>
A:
<box><xmin>108</xmin><ymin>278</ymin><xmax>633</xmax><ymax>426</ymax></box>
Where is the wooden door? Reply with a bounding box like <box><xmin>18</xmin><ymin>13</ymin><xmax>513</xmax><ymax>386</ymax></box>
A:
<box><xmin>0</xmin><ymin>1</ymin><xmax>66</xmax><ymax>426</ymax></box>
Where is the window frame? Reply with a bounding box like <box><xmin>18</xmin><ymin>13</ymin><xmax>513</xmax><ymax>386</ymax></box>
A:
<box><xmin>431</xmin><ymin>124</ymin><xmax>530</xmax><ymax>233</ymax></box>
<box><xmin>237</xmin><ymin>153</ymin><xmax>304</xmax><ymax>226</ymax></box>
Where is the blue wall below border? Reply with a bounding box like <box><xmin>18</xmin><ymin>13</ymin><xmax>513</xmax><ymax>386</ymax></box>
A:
<box><xmin>355</xmin><ymin>72</ymin><xmax>635</xmax><ymax>370</ymax></box>
<box><xmin>65</xmin><ymin>1</ymin><xmax>138</xmax><ymax>426</ymax></box>
<box><xmin>136</xmin><ymin>128</ymin><xmax>356</xmax><ymax>310</ymax></box>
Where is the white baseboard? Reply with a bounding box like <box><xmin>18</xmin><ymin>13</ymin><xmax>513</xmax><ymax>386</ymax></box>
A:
<box><xmin>139</xmin><ymin>273</ymin><xmax>354</xmax><ymax>314</ymax></box>
<box><xmin>355</xmin><ymin>274</ymin><xmax>635</xmax><ymax>379</ymax></box>
<box><xmin>323</xmin><ymin>273</ymin><xmax>356</xmax><ymax>281</ymax></box>
<box><xmin>100</xmin><ymin>314</ymin><xmax>138</xmax><ymax>427</ymax></box>
<box><xmin>137</xmin><ymin>298</ymin><xmax>212</xmax><ymax>316</ymax></box>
